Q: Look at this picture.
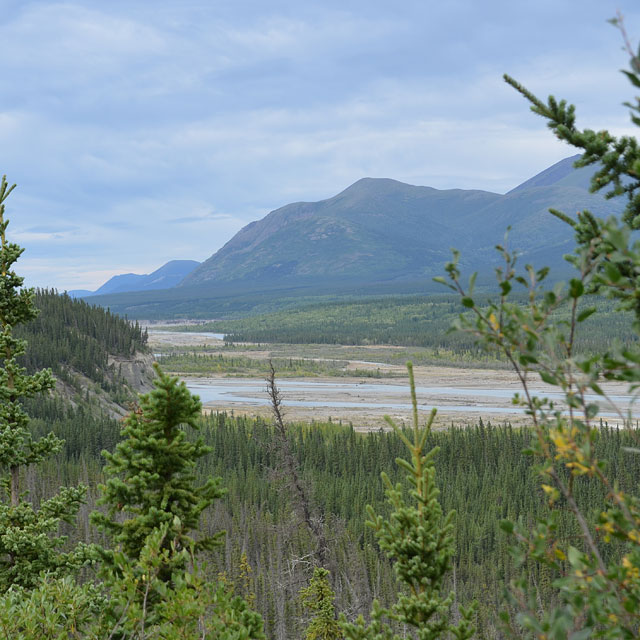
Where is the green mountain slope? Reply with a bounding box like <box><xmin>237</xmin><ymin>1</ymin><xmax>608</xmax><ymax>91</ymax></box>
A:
<box><xmin>18</xmin><ymin>290</ymin><xmax>153</xmax><ymax>415</ymax></box>
<box><xmin>182</xmin><ymin>156</ymin><xmax>624</xmax><ymax>288</ymax></box>
<box><xmin>90</xmin><ymin>156</ymin><xmax>628</xmax><ymax>319</ymax></box>
<box><xmin>182</xmin><ymin>178</ymin><xmax>503</xmax><ymax>285</ymax></box>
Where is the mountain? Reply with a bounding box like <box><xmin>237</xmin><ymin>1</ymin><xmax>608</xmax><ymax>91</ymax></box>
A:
<box><xmin>69</xmin><ymin>260</ymin><xmax>200</xmax><ymax>297</ymax></box>
<box><xmin>87</xmin><ymin>155</ymin><xmax>628</xmax><ymax>319</ymax></box>
<box><xmin>181</xmin><ymin>156</ymin><xmax>624</xmax><ymax>288</ymax></box>
<box><xmin>182</xmin><ymin>179</ymin><xmax>502</xmax><ymax>286</ymax></box>
<box><xmin>508</xmin><ymin>154</ymin><xmax>584</xmax><ymax>192</ymax></box>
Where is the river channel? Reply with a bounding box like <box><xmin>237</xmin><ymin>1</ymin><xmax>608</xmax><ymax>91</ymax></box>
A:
<box><xmin>148</xmin><ymin>330</ymin><xmax>640</xmax><ymax>426</ymax></box>
<box><xmin>184</xmin><ymin>377</ymin><xmax>640</xmax><ymax>425</ymax></box>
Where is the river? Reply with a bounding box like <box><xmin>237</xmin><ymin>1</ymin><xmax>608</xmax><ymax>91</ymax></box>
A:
<box><xmin>185</xmin><ymin>377</ymin><xmax>640</xmax><ymax>421</ymax></box>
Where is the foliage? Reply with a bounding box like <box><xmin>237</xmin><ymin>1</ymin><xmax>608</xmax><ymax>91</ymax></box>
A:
<box><xmin>16</xmin><ymin>289</ymin><xmax>149</xmax><ymax>401</ymax></box>
<box><xmin>181</xmin><ymin>294</ymin><xmax>635</xmax><ymax>363</ymax></box>
<box><xmin>157</xmin><ymin>351</ymin><xmax>394</xmax><ymax>378</ymax></box>
<box><xmin>95</xmin><ymin>525</ymin><xmax>265</xmax><ymax>639</ymax></box>
<box><xmin>340</xmin><ymin>364</ymin><xmax>475</xmax><ymax>640</ymax></box>
<box><xmin>300</xmin><ymin>567</ymin><xmax>343</xmax><ymax>640</ymax></box>
<box><xmin>0</xmin><ymin>575</ymin><xmax>103</xmax><ymax>639</ymax></box>
<box><xmin>436</xmin><ymin>36</ymin><xmax>640</xmax><ymax>636</ymax></box>
<box><xmin>0</xmin><ymin>527</ymin><xmax>265</xmax><ymax>639</ymax></box>
<box><xmin>92</xmin><ymin>364</ymin><xmax>225</xmax><ymax>584</ymax></box>
<box><xmin>0</xmin><ymin>176</ymin><xmax>90</xmax><ymax>591</ymax></box>
<box><xmin>23</xmin><ymin>394</ymin><xmax>640</xmax><ymax>637</ymax></box>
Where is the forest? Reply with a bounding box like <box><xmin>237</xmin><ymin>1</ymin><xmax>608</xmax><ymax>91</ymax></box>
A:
<box><xmin>182</xmin><ymin>294</ymin><xmax>637</xmax><ymax>360</ymax></box>
<box><xmin>33</xmin><ymin>411</ymin><xmax>640</xmax><ymax>638</ymax></box>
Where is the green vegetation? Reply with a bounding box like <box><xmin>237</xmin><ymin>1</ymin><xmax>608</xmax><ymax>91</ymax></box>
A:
<box><xmin>93</xmin><ymin>366</ymin><xmax>225</xmax><ymax>581</ymax></box>
<box><xmin>157</xmin><ymin>352</ymin><xmax>395</xmax><ymax>378</ymax></box>
<box><xmin>300</xmin><ymin>568</ymin><xmax>342</xmax><ymax>640</ymax></box>
<box><xmin>431</xmin><ymin>26</ymin><xmax>640</xmax><ymax>635</ymax></box>
<box><xmin>8</xmin><ymin>18</ymin><xmax>640</xmax><ymax>640</ymax></box>
<box><xmin>0</xmin><ymin>176</ymin><xmax>90</xmax><ymax>591</ymax></box>
<box><xmin>18</xmin><ymin>288</ymin><xmax>149</xmax><ymax>404</ymax></box>
<box><xmin>0</xmin><ymin>178</ymin><xmax>263</xmax><ymax>638</ymax></box>
<box><xmin>341</xmin><ymin>365</ymin><xmax>475</xmax><ymax>640</ymax></box>
<box><xmin>10</xmin><ymin>404</ymin><xmax>640</xmax><ymax>637</ymax></box>
<box><xmin>178</xmin><ymin>294</ymin><xmax>635</xmax><ymax>360</ymax></box>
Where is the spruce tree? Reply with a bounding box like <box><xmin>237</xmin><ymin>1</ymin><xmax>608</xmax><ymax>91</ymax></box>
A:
<box><xmin>340</xmin><ymin>364</ymin><xmax>475</xmax><ymax>640</ymax></box>
<box><xmin>92</xmin><ymin>363</ymin><xmax>225</xmax><ymax>582</ymax></box>
<box><xmin>0</xmin><ymin>176</ymin><xmax>89</xmax><ymax>591</ymax></box>
<box><xmin>300</xmin><ymin>567</ymin><xmax>342</xmax><ymax>640</ymax></box>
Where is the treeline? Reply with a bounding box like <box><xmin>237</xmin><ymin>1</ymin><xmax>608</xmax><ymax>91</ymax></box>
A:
<box><xmin>157</xmin><ymin>352</ymin><xmax>392</xmax><ymax>378</ymax></box>
<box><xmin>29</xmin><ymin>410</ymin><xmax>640</xmax><ymax>638</ymax></box>
<box><xmin>193</xmin><ymin>294</ymin><xmax>635</xmax><ymax>357</ymax></box>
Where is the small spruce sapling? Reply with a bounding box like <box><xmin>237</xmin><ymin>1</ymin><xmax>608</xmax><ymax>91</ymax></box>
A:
<box><xmin>300</xmin><ymin>567</ymin><xmax>342</xmax><ymax>640</ymax></box>
<box><xmin>340</xmin><ymin>363</ymin><xmax>475</xmax><ymax>640</ymax></box>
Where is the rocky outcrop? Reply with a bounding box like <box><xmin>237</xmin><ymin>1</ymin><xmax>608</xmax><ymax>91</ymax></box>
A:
<box><xmin>53</xmin><ymin>350</ymin><xmax>156</xmax><ymax>420</ymax></box>
<box><xmin>108</xmin><ymin>351</ymin><xmax>155</xmax><ymax>394</ymax></box>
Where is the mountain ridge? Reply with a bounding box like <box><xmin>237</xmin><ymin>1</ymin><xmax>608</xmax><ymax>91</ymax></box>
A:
<box><xmin>181</xmin><ymin>155</ymin><xmax>614</xmax><ymax>288</ymax></box>
<box><xmin>69</xmin><ymin>259</ymin><xmax>200</xmax><ymax>297</ymax></box>
<box><xmin>86</xmin><ymin>154</ymin><xmax>626</xmax><ymax>319</ymax></box>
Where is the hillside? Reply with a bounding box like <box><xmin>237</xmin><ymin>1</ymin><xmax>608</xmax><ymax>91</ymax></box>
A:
<box><xmin>182</xmin><ymin>155</ymin><xmax>623</xmax><ymax>288</ymax></box>
<box><xmin>17</xmin><ymin>290</ymin><xmax>154</xmax><ymax>416</ymax></box>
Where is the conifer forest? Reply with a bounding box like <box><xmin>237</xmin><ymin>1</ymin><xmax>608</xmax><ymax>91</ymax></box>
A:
<box><xmin>6</xmin><ymin>21</ymin><xmax>640</xmax><ymax>640</ymax></box>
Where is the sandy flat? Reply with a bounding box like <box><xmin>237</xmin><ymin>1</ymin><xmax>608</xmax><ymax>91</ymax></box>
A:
<box><xmin>148</xmin><ymin>330</ymin><xmax>637</xmax><ymax>430</ymax></box>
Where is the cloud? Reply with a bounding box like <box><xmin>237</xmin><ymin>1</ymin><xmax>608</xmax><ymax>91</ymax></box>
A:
<box><xmin>170</xmin><ymin>212</ymin><xmax>236</xmax><ymax>224</ymax></box>
<box><xmin>1</xmin><ymin>0</ymin><xmax>639</xmax><ymax>289</ymax></box>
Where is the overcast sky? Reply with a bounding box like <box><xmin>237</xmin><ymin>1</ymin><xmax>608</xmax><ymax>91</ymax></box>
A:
<box><xmin>2</xmin><ymin>0</ymin><xmax>640</xmax><ymax>290</ymax></box>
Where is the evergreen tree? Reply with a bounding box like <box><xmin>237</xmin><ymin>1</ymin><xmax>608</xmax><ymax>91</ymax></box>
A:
<box><xmin>0</xmin><ymin>176</ymin><xmax>89</xmax><ymax>590</ymax></box>
<box><xmin>300</xmin><ymin>567</ymin><xmax>342</xmax><ymax>640</ymax></box>
<box><xmin>92</xmin><ymin>363</ymin><xmax>225</xmax><ymax>582</ymax></box>
<box><xmin>340</xmin><ymin>364</ymin><xmax>475</xmax><ymax>640</ymax></box>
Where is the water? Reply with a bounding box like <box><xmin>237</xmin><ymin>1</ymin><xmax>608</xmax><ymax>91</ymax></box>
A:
<box><xmin>185</xmin><ymin>378</ymin><xmax>640</xmax><ymax>418</ymax></box>
<box><xmin>148</xmin><ymin>329</ymin><xmax>227</xmax><ymax>340</ymax></box>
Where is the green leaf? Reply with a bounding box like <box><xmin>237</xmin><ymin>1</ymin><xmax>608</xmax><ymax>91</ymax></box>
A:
<box><xmin>567</xmin><ymin>546</ymin><xmax>583</xmax><ymax>568</ymax></box>
<box><xmin>569</xmin><ymin>278</ymin><xmax>584</xmax><ymax>299</ymax></box>
<box><xmin>576</xmin><ymin>307</ymin><xmax>596</xmax><ymax>322</ymax></box>
<box><xmin>468</xmin><ymin>271</ymin><xmax>477</xmax><ymax>294</ymax></box>
<box><xmin>499</xmin><ymin>520</ymin><xmax>515</xmax><ymax>534</ymax></box>
<box><xmin>539</xmin><ymin>370</ymin><xmax>558</xmax><ymax>385</ymax></box>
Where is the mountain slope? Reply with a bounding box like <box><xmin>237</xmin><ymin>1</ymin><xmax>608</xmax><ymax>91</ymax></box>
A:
<box><xmin>19</xmin><ymin>290</ymin><xmax>153</xmax><ymax>416</ymax></box>
<box><xmin>182</xmin><ymin>158</ymin><xmax>624</xmax><ymax>288</ymax></box>
<box><xmin>182</xmin><ymin>179</ymin><xmax>503</xmax><ymax>286</ymax></box>
<box><xmin>87</xmin><ymin>155</ymin><xmax>629</xmax><ymax>319</ymax></box>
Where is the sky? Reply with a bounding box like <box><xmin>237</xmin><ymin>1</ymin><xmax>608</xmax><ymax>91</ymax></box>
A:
<box><xmin>2</xmin><ymin>0</ymin><xmax>640</xmax><ymax>291</ymax></box>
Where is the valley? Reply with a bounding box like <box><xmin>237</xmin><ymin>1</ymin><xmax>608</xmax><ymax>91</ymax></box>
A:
<box><xmin>148</xmin><ymin>330</ymin><xmax>640</xmax><ymax>428</ymax></box>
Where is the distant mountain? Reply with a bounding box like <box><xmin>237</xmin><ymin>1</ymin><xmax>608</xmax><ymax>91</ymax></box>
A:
<box><xmin>182</xmin><ymin>178</ymin><xmax>501</xmax><ymax>286</ymax></box>
<box><xmin>86</xmin><ymin>155</ymin><xmax>628</xmax><ymax>319</ymax></box>
<box><xmin>69</xmin><ymin>260</ymin><xmax>200</xmax><ymax>297</ymax></box>
<box><xmin>182</xmin><ymin>156</ymin><xmax>624</xmax><ymax>288</ymax></box>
